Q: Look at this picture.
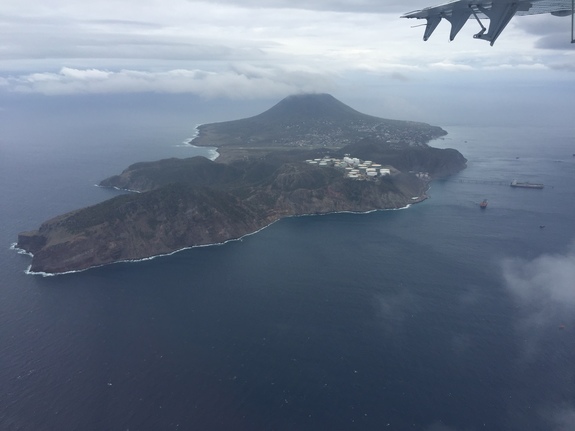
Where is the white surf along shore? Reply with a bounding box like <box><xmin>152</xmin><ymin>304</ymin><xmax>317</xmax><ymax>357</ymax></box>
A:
<box><xmin>15</xmin><ymin>204</ymin><xmax>413</xmax><ymax>277</ymax></box>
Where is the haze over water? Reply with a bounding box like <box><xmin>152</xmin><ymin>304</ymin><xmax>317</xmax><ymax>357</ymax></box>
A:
<box><xmin>1</xmin><ymin>97</ymin><xmax>575</xmax><ymax>430</ymax></box>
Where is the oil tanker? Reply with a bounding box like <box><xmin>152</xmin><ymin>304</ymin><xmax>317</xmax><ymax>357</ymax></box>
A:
<box><xmin>510</xmin><ymin>180</ymin><xmax>544</xmax><ymax>189</ymax></box>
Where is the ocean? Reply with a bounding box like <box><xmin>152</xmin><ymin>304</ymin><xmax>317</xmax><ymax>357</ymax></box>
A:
<box><xmin>1</xmin><ymin>96</ymin><xmax>574</xmax><ymax>431</ymax></box>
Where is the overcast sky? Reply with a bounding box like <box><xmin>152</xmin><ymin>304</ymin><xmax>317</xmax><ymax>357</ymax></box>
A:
<box><xmin>1</xmin><ymin>0</ymin><xmax>574</xmax><ymax>125</ymax></box>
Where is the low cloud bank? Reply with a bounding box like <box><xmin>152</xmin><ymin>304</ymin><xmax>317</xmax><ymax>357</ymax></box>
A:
<box><xmin>3</xmin><ymin>66</ymin><xmax>333</xmax><ymax>98</ymax></box>
<box><xmin>502</xmin><ymin>245</ymin><xmax>575</xmax><ymax>312</ymax></box>
<box><xmin>539</xmin><ymin>405</ymin><xmax>575</xmax><ymax>431</ymax></box>
<box><xmin>501</xmin><ymin>243</ymin><xmax>575</xmax><ymax>359</ymax></box>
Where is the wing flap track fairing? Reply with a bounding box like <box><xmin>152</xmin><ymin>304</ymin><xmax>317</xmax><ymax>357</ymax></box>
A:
<box><xmin>402</xmin><ymin>0</ymin><xmax>575</xmax><ymax>45</ymax></box>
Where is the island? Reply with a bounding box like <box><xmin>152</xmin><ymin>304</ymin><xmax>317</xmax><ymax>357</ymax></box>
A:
<box><xmin>16</xmin><ymin>94</ymin><xmax>467</xmax><ymax>274</ymax></box>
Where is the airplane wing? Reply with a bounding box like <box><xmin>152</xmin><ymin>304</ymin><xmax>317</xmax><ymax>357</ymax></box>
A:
<box><xmin>402</xmin><ymin>0</ymin><xmax>574</xmax><ymax>45</ymax></box>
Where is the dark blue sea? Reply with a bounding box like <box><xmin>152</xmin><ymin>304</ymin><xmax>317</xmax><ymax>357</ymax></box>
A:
<box><xmin>1</xmin><ymin>96</ymin><xmax>575</xmax><ymax>431</ymax></box>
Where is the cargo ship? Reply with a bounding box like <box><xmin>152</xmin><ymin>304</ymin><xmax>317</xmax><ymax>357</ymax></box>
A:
<box><xmin>510</xmin><ymin>180</ymin><xmax>544</xmax><ymax>189</ymax></box>
<box><xmin>480</xmin><ymin>199</ymin><xmax>488</xmax><ymax>208</ymax></box>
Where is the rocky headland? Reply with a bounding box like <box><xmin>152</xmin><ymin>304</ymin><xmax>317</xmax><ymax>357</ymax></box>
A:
<box><xmin>16</xmin><ymin>94</ymin><xmax>467</xmax><ymax>274</ymax></box>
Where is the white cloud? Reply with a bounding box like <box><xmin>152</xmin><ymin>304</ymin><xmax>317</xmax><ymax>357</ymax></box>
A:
<box><xmin>429</xmin><ymin>61</ymin><xmax>474</xmax><ymax>71</ymax></box>
<box><xmin>483</xmin><ymin>62</ymin><xmax>548</xmax><ymax>71</ymax></box>
<box><xmin>374</xmin><ymin>288</ymin><xmax>422</xmax><ymax>337</ymax></box>
<box><xmin>424</xmin><ymin>423</ymin><xmax>461</xmax><ymax>431</ymax></box>
<box><xmin>502</xmin><ymin>246</ymin><xmax>575</xmax><ymax>308</ymax></box>
<box><xmin>514</xmin><ymin>13</ymin><xmax>575</xmax><ymax>50</ymax></box>
<box><xmin>59</xmin><ymin>67</ymin><xmax>111</xmax><ymax>80</ymax></box>
<box><xmin>201</xmin><ymin>0</ymin><xmax>427</xmax><ymax>13</ymax></box>
<box><xmin>1</xmin><ymin>0</ymin><xmax>573</xmax><ymax>77</ymax></box>
<box><xmin>501</xmin><ymin>244</ymin><xmax>575</xmax><ymax>358</ymax></box>
<box><xmin>551</xmin><ymin>407</ymin><xmax>575</xmax><ymax>431</ymax></box>
<box><xmin>6</xmin><ymin>66</ymin><xmax>333</xmax><ymax>97</ymax></box>
<box><xmin>541</xmin><ymin>405</ymin><xmax>575</xmax><ymax>431</ymax></box>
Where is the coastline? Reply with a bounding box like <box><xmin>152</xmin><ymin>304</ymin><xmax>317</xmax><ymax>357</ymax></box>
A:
<box><xmin>17</xmin><ymin>203</ymin><xmax>416</xmax><ymax>277</ymax></box>
<box><xmin>186</xmin><ymin>124</ymin><xmax>220</xmax><ymax>161</ymax></box>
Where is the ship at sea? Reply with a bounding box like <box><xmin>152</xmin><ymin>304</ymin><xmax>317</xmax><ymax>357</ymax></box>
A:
<box><xmin>510</xmin><ymin>179</ymin><xmax>544</xmax><ymax>189</ymax></box>
<box><xmin>480</xmin><ymin>199</ymin><xmax>488</xmax><ymax>208</ymax></box>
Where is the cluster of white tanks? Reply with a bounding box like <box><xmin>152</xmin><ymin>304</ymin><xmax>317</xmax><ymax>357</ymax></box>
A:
<box><xmin>305</xmin><ymin>156</ymin><xmax>392</xmax><ymax>180</ymax></box>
